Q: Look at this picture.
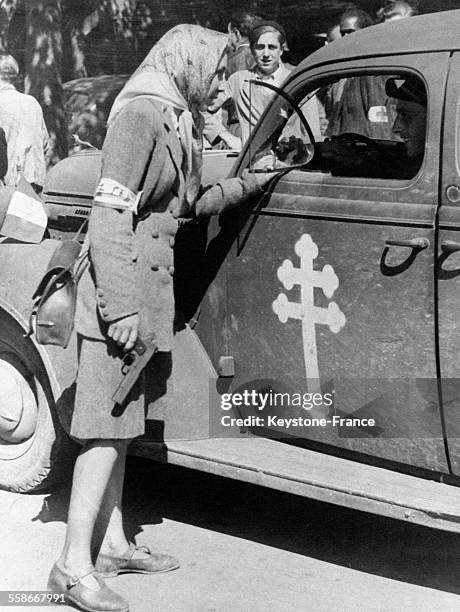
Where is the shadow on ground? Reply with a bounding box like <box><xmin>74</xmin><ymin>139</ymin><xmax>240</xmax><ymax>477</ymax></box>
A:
<box><xmin>33</xmin><ymin>455</ymin><xmax>460</xmax><ymax>596</ymax></box>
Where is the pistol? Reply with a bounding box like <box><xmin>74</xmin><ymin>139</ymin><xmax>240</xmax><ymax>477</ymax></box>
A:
<box><xmin>112</xmin><ymin>334</ymin><xmax>158</xmax><ymax>405</ymax></box>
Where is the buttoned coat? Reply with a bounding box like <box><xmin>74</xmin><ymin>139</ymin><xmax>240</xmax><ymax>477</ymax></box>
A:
<box><xmin>76</xmin><ymin>98</ymin><xmax>186</xmax><ymax>351</ymax></box>
<box><xmin>75</xmin><ymin>97</ymin><xmax>263</xmax><ymax>352</ymax></box>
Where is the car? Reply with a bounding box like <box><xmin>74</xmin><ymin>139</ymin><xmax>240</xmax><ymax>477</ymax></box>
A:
<box><xmin>63</xmin><ymin>74</ymin><xmax>129</xmax><ymax>152</ymax></box>
<box><xmin>2</xmin><ymin>9</ymin><xmax>460</xmax><ymax>534</ymax></box>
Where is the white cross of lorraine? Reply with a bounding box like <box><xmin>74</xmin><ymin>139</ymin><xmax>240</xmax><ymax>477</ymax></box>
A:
<box><xmin>272</xmin><ymin>234</ymin><xmax>346</xmax><ymax>393</ymax></box>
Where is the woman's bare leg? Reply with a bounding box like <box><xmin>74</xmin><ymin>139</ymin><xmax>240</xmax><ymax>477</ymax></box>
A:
<box><xmin>57</xmin><ymin>438</ymin><xmax>132</xmax><ymax>575</ymax></box>
<box><xmin>93</xmin><ymin>440</ymin><xmax>134</xmax><ymax>557</ymax></box>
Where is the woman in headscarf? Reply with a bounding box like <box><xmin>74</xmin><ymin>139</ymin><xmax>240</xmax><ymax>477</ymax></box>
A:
<box><xmin>48</xmin><ymin>24</ymin><xmax>267</xmax><ymax>612</ymax></box>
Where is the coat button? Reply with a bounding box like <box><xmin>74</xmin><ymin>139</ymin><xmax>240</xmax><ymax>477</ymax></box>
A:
<box><xmin>97</xmin><ymin>289</ymin><xmax>104</xmax><ymax>297</ymax></box>
<box><xmin>169</xmin><ymin>237</ymin><xmax>175</xmax><ymax>247</ymax></box>
<box><xmin>151</xmin><ymin>229</ymin><xmax>159</xmax><ymax>238</ymax></box>
<box><xmin>168</xmin><ymin>266</ymin><xmax>175</xmax><ymax>276</ymax></box>
<box><xmin>171</xmin><ymin>211</ymin><xmax>179</xmax><ymax>219</ymax></box>
<box><xmin>151</xmin><ymin>263</ymin><xmax>159</xmax><ymax>271</ymax></box>
<box><xmin>99</xmin><ymin>300</ymin><xmax>106</xmax><ymax>308</ymax></box>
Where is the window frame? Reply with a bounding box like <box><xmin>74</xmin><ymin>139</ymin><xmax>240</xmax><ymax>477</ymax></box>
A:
<box><xmin>234</xmin><ymin>53</ymin><xmax>449</xmax><ymax>207</ymax></box>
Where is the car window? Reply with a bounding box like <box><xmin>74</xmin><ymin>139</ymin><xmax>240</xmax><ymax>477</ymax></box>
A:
<box><xmin>248</xmin><ymin>72</ymin><xmax>427</xmax><ymax>181</ymax></box>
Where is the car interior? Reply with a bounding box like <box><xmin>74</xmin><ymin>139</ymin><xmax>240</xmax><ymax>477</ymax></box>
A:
<box><xmin>248</xmin><ymin>72</ymin><xmax>427</xmax><ymax>181</ymax></box>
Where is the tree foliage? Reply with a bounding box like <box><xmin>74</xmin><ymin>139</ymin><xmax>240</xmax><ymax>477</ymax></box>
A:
<box><xmin>0</xmin><ymin>0</ymin><xmax>442</xmax><ymax>165</ymax></box>
<box><xmin>0</xmin><ymin>0</ymin><xmax>18</xmax><ymax>52</ymax></box>
<box><xmin>24</xmin><ymin>0</ymin><xmax>67</xmax><ymax>163</ymax></box>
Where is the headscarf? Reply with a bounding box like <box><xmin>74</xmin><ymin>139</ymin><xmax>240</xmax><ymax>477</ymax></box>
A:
<box><xmin>108</xmin><ymin>24</ymin><xmax>228</xmax><ymax>204</ymax></box>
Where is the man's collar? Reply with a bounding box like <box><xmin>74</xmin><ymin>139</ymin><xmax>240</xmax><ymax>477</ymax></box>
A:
<box><xmin>0</xmin><ymin>81</ymin><xmax>15</xmax><ymax>92</ymax></box>
<box><xmin>253</xmin><ymin>63</ymin><xmax>284</xmax><ymax>81</ymax></box>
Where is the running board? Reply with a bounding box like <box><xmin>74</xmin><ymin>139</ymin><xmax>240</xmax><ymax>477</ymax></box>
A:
<box><xmin>133</xmin><ymin>436</ymin><xmax>460</xmax><ymax>534</ymax></box>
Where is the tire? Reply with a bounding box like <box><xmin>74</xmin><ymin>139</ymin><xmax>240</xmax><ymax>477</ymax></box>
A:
<box><xmin>0</xmin><ymin>310</ymin><xmax>78</xmax><ymax>493</ymax></box>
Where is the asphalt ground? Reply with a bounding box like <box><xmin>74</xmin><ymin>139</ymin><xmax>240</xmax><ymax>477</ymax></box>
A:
<box><xmin>1</xmin><ymin>456</ymin><xmax>460</xmax><ymax>611</ymax></box>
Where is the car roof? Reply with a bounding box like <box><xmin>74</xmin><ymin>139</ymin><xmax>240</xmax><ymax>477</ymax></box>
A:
<box><xmin>63</xmin><ymin>74</ymin><xmax>129</xmax><ymax>96</ymax></box>
<box><xmin>296</xmin><ymin>9</ymin><xmax>460</xmax><ymax>73</ymax></box>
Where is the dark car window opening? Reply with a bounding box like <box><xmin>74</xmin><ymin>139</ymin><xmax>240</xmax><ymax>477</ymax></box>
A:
<box><xmin>248</xmin><ymin>72</ymin><xmax>427</xmax><ymax>181</ymax></box>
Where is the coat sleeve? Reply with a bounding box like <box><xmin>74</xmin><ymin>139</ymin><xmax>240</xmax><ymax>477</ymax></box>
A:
<box><xmin>194</xmin><ymin>170</ymin><xmax>263</xmax><ymax>217</ymax></box>
<box><xmin>89</xmin><ymin>100</ymin><xmax>159</xmax><ymax>324</ymax></box>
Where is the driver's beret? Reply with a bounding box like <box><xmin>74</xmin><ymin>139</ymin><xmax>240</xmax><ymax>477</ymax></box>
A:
<box><xmin>386</xmin><ymin>76</ymin><xmax>427</xmax><ymax>106</ymax></box>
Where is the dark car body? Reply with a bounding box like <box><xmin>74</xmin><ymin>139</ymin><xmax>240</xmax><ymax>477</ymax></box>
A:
<box><xmin>225</xmin><ymin>10</ymin><xmax>460</xmax><ymax>476</ymax></box>
<box><xmin>3</xmin><ymin>10</ymin><xmax>460</xmax><ymax>531</ymax></box>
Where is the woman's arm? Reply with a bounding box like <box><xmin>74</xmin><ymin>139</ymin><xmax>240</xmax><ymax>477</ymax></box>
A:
<box><xmin>89</xmin><ymin>100</ymin><xmax>159</xmax><ymax>346</ymax></box>
<box><xmin>195</xmin><ymin>169</ymin><xmax>275</xmax><ymax>217</ymax></box>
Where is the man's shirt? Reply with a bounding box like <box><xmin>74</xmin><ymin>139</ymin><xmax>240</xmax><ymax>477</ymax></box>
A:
<box><xmin>0</xmin><ymin>86</ymin><xmax>48</xmax><ymax>187</ymax></box>
<box><xmin>224</xmin><ymin>64</ymin><xmax>292</xmax><ymax>143</ymax></box>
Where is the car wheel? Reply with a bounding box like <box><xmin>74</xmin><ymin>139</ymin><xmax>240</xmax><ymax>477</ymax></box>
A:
<box><xmin>0</xmin><ymin>310</ymin><xmax>78</xmax><ymax>493</ymax></box>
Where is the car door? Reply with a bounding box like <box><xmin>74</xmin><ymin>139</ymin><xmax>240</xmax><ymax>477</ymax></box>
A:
<box><xmin>220</xmin><ymin>53</ymin><xmax>450</xmax><ymax>473</ymax></box>
<box><xmin>438</xmin><ymin>53</ymin><xmax>460</xmax><ymax>475</ymax></box>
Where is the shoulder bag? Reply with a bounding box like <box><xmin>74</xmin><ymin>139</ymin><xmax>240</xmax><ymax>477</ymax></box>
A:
<box><xmin>29</xmin><ymin>220</ymin><xmax>89</xmax><ymax>348</ymax></box>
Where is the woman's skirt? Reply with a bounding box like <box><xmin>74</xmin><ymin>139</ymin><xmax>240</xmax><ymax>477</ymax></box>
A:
<box><xmin>69</xmin><ymin>334</ymin><xmax>156</xmax><ymax>440</ymax></box>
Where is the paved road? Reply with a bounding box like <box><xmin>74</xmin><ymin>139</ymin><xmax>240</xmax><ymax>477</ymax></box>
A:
<box><xmin>1</xmin><ymin>456</ymin><xmax>460</xmax><ymax>612</ymax></box>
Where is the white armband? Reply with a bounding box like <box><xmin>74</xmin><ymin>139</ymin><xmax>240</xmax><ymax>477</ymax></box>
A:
<box><xmin>94</xmin><ymin>178</ymin><xmax>142</xmax><ymax>213</ymax></box>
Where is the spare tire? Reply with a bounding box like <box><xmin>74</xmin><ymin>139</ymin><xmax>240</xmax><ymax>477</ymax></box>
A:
<box><xmin>0</xmin><ymin>310</ymin><xmax>78</xmax><ymax>493</ymax></box>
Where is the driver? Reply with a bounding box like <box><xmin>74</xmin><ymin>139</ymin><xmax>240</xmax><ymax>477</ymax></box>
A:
<box><xmin>387</xmin><ymin>76</ymin><xmax>427</xmax><ymax>167</ymax></box>
<box><xmin>320</xmin><ymin>75</ymin><xmax>426</xmax><ymax>179</ymax></box>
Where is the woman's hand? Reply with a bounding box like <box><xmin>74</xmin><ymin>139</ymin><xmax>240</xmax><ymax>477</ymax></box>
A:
<box><xmin>241</xmin><ymin>167</ymin><xmax>280</xmax><ymax>190</ymax></box>
<box><xmin>108</xmin><ymin>314</ymin><xmax>139</xmax><ymax>351</ymax></box>
<box><xmin>251</xmin><ymin>171</ymin><xmax>280</xmax><ymax>189</ymax></box>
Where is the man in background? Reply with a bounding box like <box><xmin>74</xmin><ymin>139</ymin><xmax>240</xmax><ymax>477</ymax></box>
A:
<box><xmin>377</xmin><ymin>1</ymin><xmax>417</xmax><ymax>23</ymax></box>
<box><xmin>339</xmin><ymin>8</ymin><xmax>374</xmax><ymax>36</ymax></box>
<box><xmin>209</xmin><ymin>22</ymin><xmax>306</xmax><ymax>144</ymax></box>
<box><xmin>0</xmin><ymin>54</ymin><xmax>48</xmax><ymax>192</ymax></box>
<box><xmin>202</xmin><ymin>11</ymin><xmax>264</xmax><ymax>150</ymax></box>
<box><xmin>322</xmin><ymin>10</ymin><xmax>375</xmax><ymax>136</ymax></box>
<box><xmin>227</xmin><ymin>11</ymin><xmax>264</xmax><ymax>74</ymax></box>
<box><xmin>326</xmin><ymin>9</ymin><xmax>396</xmax><ymax>140</ymax></box>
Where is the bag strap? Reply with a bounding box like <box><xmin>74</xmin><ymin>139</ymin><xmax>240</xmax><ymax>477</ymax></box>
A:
<box><xmin>74</xmin><ymin>217</ymin><xmax>89</xmax><ymax>242</ymax></box>
<box><xmin>28</xmin><ymin>217</ymin><xmax>90</xmax><ymax>340</ymax></box>
<box><xmin>74</xmin><ymin>248</ymin><xmax>89</xmax><ymax>282</ymax></box>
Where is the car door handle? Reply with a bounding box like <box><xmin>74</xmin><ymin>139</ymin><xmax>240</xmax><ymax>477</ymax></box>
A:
<box><xmin>440</xmin><ymin>240</ymin><xmax>460</xmax><ymax>255</ymax></box>
<box><xmin>385</xmin><ymin>237</ymin><xmax>430</xmax><ymax>250</ymax></box>
<box><xmin>438</xmin><ymin>240</ymin><xmax>460</xmax><ymax>279</ymax></box>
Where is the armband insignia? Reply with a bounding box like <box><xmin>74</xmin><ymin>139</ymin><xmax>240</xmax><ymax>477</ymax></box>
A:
<box><xmin>94</xmin><ymin>178</ymin><xmax>142</xmax><ymax>213</ymax></box>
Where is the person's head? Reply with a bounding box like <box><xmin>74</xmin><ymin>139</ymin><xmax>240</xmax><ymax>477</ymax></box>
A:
<box><xmin>326</xmin><ymin>24</ymin><xmax>341</xmax><ymax>44</ymax></box>
<box><xmin>0</xmin><ymin>54</ymin><xmax>19</xmax><ymax>83</ymax></box>
<box><xmin>131</xmin><ymin>25</ymin><xmax>229</xmax><ymax>113</ymax></box>
<box><xmin>388</xmin><ymin>77</ymin><xmax>427</xmax><ymax>159</ymax></box>
<box><xmin>377</xmin><ymin>1</ymin><xmax>416</xmax><ymax>23</ymax></box>
<box><xmin>339</xmin><ymin>9</ymin><xmax>374</xmax><ymax>36</ymax></box>
<box><xmin>249</xmin><ymin>22</ymin><xmax>287</xmax><ymax>76</ymax></box>
<box><xmin>228</xmin><ymin>11</ymin><xmax>263</xmax><ymax>50</ymax></box>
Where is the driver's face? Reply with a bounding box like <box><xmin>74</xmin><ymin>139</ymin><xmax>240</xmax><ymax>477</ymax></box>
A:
<box><xmin>392</xmin><ymin>99</ymin><xmax>427</xmax><ymax>159</ymax></box>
